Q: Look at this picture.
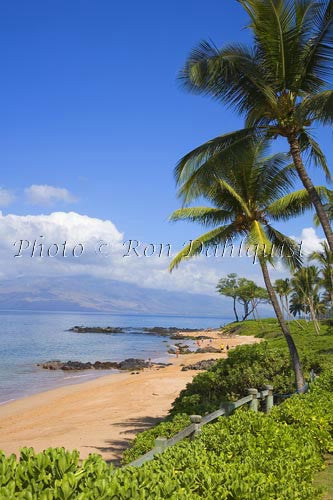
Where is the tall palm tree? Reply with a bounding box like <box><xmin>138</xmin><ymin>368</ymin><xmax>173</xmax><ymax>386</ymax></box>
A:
<box><xmin>178</xmin><ymin>0</ymin><xmax>333</xmax><ymax>250</ymax></box>
<box><xmin>169</xmin><ymin>144</ymin><xmax>315</xmax><ymax>391</ymax></box>
<box><xmin>309</xmin><ymin>241</ymin><xmax>333</xmax><ymax>307</ymax></box>
<box><xmin>290</xmin><ymin>266</ymin><xmax>322</xmax><ymax>334</ymax></box>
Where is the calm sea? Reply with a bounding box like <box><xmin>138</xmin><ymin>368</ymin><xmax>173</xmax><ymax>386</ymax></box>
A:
<box><xmin>0</xmin><ymin>311</ymin><xmax>230</xmax><ymax>403</ymax></box>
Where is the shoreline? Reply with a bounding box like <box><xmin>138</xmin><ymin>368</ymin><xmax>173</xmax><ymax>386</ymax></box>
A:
<box><xmin>0</xmin><ymin>332</ymin><xmax>260</xmax><ymax>463</ymax></box>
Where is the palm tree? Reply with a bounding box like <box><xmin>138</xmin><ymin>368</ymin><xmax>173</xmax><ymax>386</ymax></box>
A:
<box><xmin>169</xmin><ymin>144</ymin><xmax>311</xmax><ymax>390</ymax></box>
<box><xmin>274</xmin><ymin>278</ymin><xmax>292</xmax><ymax>320</ymax></box>
<box><xmin>290</xmin><ymin>266</ymin><xmax>322</xmax><ymax>334</ymax></box>
<box><xmin>290</xmin><ymin>292</ymin><xmax>306</xmax><ymax>319</ymax></box>
<box><xmin>178</xmin><ymin>0</ymin><xmax>333</xmax><ymax>250</ymax></box>
<box><xmin>309</xmin><ymin>241</ymin><xmax>333</xmax><ymax>308</ymax></box>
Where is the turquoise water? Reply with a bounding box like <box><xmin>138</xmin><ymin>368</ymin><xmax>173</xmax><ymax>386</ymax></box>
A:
<box><xmin>0</xmin><ymin>311</ymin><xmax>228</xmax><ymax>403</ymax></box>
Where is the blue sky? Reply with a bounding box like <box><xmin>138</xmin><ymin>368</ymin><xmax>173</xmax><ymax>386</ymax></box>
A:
<box><xmin>0</xmin><ymin>0</ymin><xmax>331</xmax><ymax>296</ymax></box>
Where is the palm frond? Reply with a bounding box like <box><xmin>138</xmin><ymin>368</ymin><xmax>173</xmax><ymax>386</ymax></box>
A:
<box><xmin>299</xmin><ymin>0</ymin><xmax>333</xmax><ymax>88</ymax></box>
<box><xmin>169</xmin><ymin>207</ymin><xmax>232</xmax><ymax>227</ymax></box>
<box><xmin>265</xmin><ymin>224</ymin><xmax>303</xmax><ymax>270</ymax></box>
<box><xmin>175</xmin><ymin>128</ymin><xmax>256</xmax><ymax>185</ymax></box>
<box><xmin>254</xmin><ymin>157</ymin><xmax>296</xmax><ymax>203</ymax></box>
<box><xmin>239</xmin><ymin>0</ymin><xmax>312</xmax><ymax>90</ymax></box>
<box><xmin>299</xmin><ymin>90</ymin><xmax>333</xmax><ymax>126</ymax></box>
<box><xmin>298</xmin><ymin>129</ymin><xmax>332</xmax><ymax>181</ymax></box>
<box><xmin>246</xmin><ymin>220</ymin><xmax>272</xmax><ymax>258</ymax></box>
<box><xmin>169</xmin><ymin>224</ymin><xmax>237</xmax><ymax>271</ymax></box>
<box><xmin>179</xmin><ymin>41</ymin><xmax>276</xmax><ymax>114</ymax></box>
<box><xmin>267</xmin><ymin>186</ymin><xmax>331</xmax><ymax>220</ymax></box>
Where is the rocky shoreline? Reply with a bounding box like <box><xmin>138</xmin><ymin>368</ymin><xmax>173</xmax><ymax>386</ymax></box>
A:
<box><xmin>69</xmin><ymin>325</ymin><xmax>214</xmax><ymax>340</ymax></box>
<box><xmin>38</xmin><ymin>343</ymin><xmax>222</xmax><ymax>372</ymax></box>
<box><xmin>37</xmin><ymin>358</ymin><xmax>171</xmax><ymax>371</ymax></box>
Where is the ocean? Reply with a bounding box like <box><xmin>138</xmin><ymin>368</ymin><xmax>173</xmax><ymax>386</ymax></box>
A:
<box><xmin>0</xmin><ymin>311</ymin><xmax>230</xmax><ymax>403</ymax></box>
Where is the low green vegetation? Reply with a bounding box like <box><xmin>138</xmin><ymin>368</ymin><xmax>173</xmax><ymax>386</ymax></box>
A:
<box><xmin>1</xmin><ymin>320</ymin><xmax>333</xmax><ymax>498</ymax></box>
<box><xmin>1</xmin><ymin>368</ymin><xmax>333</xmax><ymax>499</ymax></box>
<box><xmin>122</xmin><ymin>413</ymin><xmax>191</xmax><ymax>465</ymax></box>
<box><xmin>220</xmin><ymin>317</ymin><xmax>333</xmax><ymax>338</ymax></box>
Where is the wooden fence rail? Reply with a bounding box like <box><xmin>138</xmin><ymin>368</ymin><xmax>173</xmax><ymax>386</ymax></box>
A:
<box><xmin>127</xmin><ymin>384</ymin><xmax>274</xmax><ymax>467</ymax></box>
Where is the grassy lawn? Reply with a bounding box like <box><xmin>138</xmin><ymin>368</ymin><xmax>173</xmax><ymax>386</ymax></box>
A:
<box><xmin>314</xmin><ymin>456</ymin><xmax>333</xmax><ymax>500</ymax></box>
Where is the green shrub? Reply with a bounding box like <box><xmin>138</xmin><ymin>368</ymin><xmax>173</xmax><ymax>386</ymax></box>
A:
<box><xmin>122</xmin><ymin>413</ymin><xmax>191</xmax><ymax>464</ymax></box>
<box><xmin>0</xmin><ymin>409</ymin><xmax>325</xmax><ymax>499</ymax></box>
<box><xmin>271</xmin><ymin>368</ymin><xmax>333</xmax><ymax>454</ymax></box>
<box><xmin>170</xmin><ymin>341</ymin><xmax>320</xmax><ymax>416</ymax></box>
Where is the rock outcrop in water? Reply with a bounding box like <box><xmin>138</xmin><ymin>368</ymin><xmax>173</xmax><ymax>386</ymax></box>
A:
<box><xmin>37</xmin><ymin>358</ymin><xmax>170</xmax><ymax>371</ymax></box>
<box><xmin>69</xmin><ymin>326</ymin><xmax>124</xmax><ymax>334</ymax></box>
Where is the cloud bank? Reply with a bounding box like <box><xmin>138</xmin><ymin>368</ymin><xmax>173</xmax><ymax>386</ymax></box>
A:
<box><xmin>0</xmin><ymin>211</ymin><xmax>322</xmax><ymax>298</ymax></box>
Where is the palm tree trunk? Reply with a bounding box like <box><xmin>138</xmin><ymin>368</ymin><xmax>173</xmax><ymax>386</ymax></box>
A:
<box><xmin>233</xmin><ymin>296</ymin><xmax>239</xmax><ymax>322</ymax></box>
<box><xmin>279</xmin><ymin>295</ymin><xmax>285</xmax><ymax>320</ymax></box>
<box><xmin>260</xmin><ymin>259</ymin><xmax>305</xmax><ymax>391</ymax></box>
<box><xmin>308</xmin><ymin>299</ymin><xmax>320</xmax><ymax>335</ymax></box>
<box><xmin>287</xmin><ymin>134</ymin><xmax>333</xmax><ymax>252</ymax></box>
<box><xmin>285</xmin><ymin>296</ymin><xmax>289</xmax><ymax>322</ymax></box>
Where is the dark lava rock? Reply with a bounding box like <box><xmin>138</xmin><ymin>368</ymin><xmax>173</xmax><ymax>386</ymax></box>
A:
<box><xmin>195</xmin><ymin>346</ymin><xmax>221</xmax><ymax>354</ymax></box>
<box><xmin>62</xmin><ymin>361</ymin><xmax>93</xmax><ymax>370</ymax></box>
<box><xmin>38</xmin><ymin>360</ymin><xmax>93</xmax><ymax>370</ymax></box>
<box><xmin>93</xmin><ymin>361</ymin><xmax>119</xmax><ymax>370</ymax></box>
<box><xmin>143</xmin><ymin>327</ymin><xmax>201</xmax><ymax>337</ymax></box>
<box><xmin>37</xmin><ymin>360</ymin><xmax>63</xmax><ymax>370</ymax></box>
<box><xmin>69</xmin><ymin>326</ymin><xmax>124</xmax><ymax>334</ymax></box>
<box><xmin>117</xmin><ymin>358</ymin><xmax>149</xmax><ymax>371</ymax></box>
<box><xmin>181</xmin><ymin>359</ymin><xmax>218</xmax><ymax>371</ymax></box>
<box><xmin>38</xmin><ymin>358</ymin><xmax>167</xmax><ymax>372</ymax></box>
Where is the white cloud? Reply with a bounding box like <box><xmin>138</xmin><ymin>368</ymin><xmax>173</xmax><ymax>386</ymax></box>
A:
<box><xmin>291</xmin><ymin>227</ymin><xmax>324</xmax><ymax>256</ymax></box>
<box><xmin>0</xmin><ymin>212</ymin><xmax>324</xmax><ymax>300</ymax></box>
<box><xmin>0</xmin><ymin>211</ymin><xmax>266</xmax><ymax>295</ymax></box>
<box><xmin>0</xmin><ymin>187</ymin><xmax>15</xmax><ymax>206</ymax></box>
<box><xmin>25</xmin><ymin>185</ymin><xmax>77</xmax><ymax>206</ymax></box>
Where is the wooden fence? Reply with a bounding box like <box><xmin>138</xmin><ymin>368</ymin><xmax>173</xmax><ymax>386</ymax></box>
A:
<box><xmin>127</xmin><ymin>385</ymin><xmax>274</xmax><ymax>467</ymax></box>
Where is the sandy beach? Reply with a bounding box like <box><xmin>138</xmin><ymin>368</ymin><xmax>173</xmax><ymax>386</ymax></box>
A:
<box><xmin>0</xmin><ymin>332</ymin><xmax>260</xmax><ymax>464</ymax></box>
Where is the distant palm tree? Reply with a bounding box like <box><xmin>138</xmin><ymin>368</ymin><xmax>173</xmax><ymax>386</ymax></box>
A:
<box><xmin>274</xmin><ymin>278</ymin><xmax>292</xmax><ymax>321</ymax></box>
<box><xmin>290</xmin><ymin>292</ymin><xmax>306</xmax><ymax>319</ymax></box>
<box><xmin>169</xmin><ymin>144</ymin><xmax>313</xmax><ymax>390</ymax></box>
<box><xmin>309</xmin><ymin>241</ymin><xmax>333</xmax><ymax>308</ymax></box>
<box><xmin>178</xmin><ymin>0</ymin><xmax>333</xmax><ymax>250</ymax></box>
<box><xmin>291</xmin><ymin>266</ymin><xmax>323</xmax><ymax>334</ymax></box>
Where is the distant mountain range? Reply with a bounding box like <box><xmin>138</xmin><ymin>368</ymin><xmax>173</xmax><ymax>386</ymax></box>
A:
<box><xmin>0</xmin><ymin>275</ymin><xmax>234</xmax><ymax>318</ymax></box>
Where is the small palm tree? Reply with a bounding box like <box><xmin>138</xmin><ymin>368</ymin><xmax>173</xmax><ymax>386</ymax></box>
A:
<box><xmin>309</xmin><ymin>241</ymin><xmax>333</xmax><ymax>308</ymax></box>
<box><xmin>178</xmin><ymin>0</ymin><xmax>333</xmax><ymax>250</ymax></box>
<box><xmin>291</xmin><ymin>266</ymin><xmax>322</xmax><ymax>334</ymax></box>
<box><xmin>290</xmin><ymin>292</ymin><xmax>306</xmax><ymax>319</ymax></box>
<box><xmin>169</xmin><ymin>144</ymin><xmax>315</xmax><ymax>390</ymax></box>
<box><xmin>274</xmin><ymin>278</ymin><xmax>292</xmax><ymax>321</ymax></box>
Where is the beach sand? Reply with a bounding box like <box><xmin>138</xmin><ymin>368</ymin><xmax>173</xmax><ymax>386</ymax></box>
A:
<box><xmin>0</xmin><ymin>332</ymin><xmax>260</xmax><ymax>464</ymax></box>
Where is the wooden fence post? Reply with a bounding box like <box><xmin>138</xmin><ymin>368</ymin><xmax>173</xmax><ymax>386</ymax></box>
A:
<box><xmin>154</xmin><ymin>437</ymin><xmax>168</xmax><ymax>454</ymax></box>
<box><xmin>309</xmin><ymin>369</ymin><xmax>317</xmax><ymax>383</ymax></box>
<box><xmin>247</xmin><ymin>388</ymin><xmax>259</xmax><ymax>412</ymax></box>
<box><xmin>190</xmin><ymin>415</ymin><xmax>202</xmax><ymax>440</ymax></box>
<box><xmin>221</xmin><ymin>401</ymin><xmax>234</xmax><ymax>416</ymax></box>
<box><xmin>263</xmin><ymin>385</ymin><xmax>274</xmax><ymax>413</ymax></box>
